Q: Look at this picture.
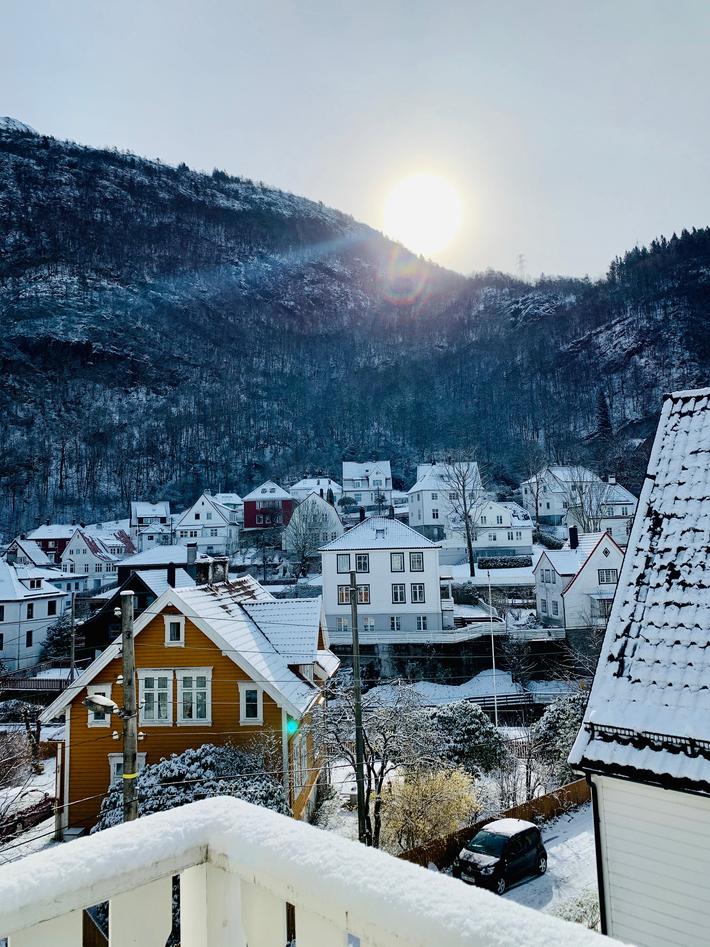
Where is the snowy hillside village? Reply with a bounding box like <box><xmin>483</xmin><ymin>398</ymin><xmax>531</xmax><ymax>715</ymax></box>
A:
<box><xmin>3</xmin><ymin>394</ymin><xmax>710</xmax><ymax>946</ymax></box>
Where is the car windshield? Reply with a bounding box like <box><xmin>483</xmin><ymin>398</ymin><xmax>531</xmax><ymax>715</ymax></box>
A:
<box><xmin>466</xmin><ymin>830</ymin><xmax>509</xmax><ymax>857</ymax></box>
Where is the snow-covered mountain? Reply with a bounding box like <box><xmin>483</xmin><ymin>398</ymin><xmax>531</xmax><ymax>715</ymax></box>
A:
<box><xmin>1</xmin><ymin>119</ymin><xmax>709</xmax><ymax>532</ymax></box>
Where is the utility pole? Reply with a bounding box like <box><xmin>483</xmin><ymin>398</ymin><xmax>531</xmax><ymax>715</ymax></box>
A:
<box><xmin>488</xmin><ymin>571</ymin><xmax>499</xmax><ymax>728</ymax></box>
<box><xmin>69</xmin><ymin>592</ymin><xmax>76</xmax><ymax>683</ymax></box>
<box><xmin>121</xmin><ymin>590</ymin><xmax>138</xmax><ymax>822</ymax></box>
<box><xmin>350</xmin><ymin>570</ymin><xmax>367</xmax><ymax>844</ymax></box>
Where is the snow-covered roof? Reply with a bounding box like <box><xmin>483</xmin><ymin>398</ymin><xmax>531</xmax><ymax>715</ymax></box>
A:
<box><xmin>407</xmin><ymin>462</ymin><xmax>480</xmax><ymax>495</ymax></box>
<box><xmin>571</xmin><ymin>388</ymin><xmax>710</xmax><ymax>789</ymax></box>
<box><xmin>27</xmin><ymin>524</ymin><xmax>76</xmax><ymax>541</ymax></box>
<box><xmin>537</xmin><ymin>532</ymin><xmax>613</xmax><ymax>580</ymax></box>
<box><xmin>135</xmin><ymin>569</ymin><xmax>195</xmax><ymax>596</ymax></box>
<box><xmin>138</xmin><ymin>522</ymin><xmax>172</xmax><ymax>535</ymax></box>
<box><xmin>320</xmin><ymin>516</ymin><xmax>439</xmax><ymax>551</ymax></box>
<box><xmin>342</xmin><ymin>460</ymin><xmax>392</xmax><ymax>481</ymax></box>
<box><xmin>213</xmin><ymin>492</ymin><xmax>243</xmax><ymax>506</ymax></box>
<box><xmin>500</xmin><ymin>502</ymin><xmax>532</xmax><ymax>523</ymax></box>
<box><xmin>175</xmin><ymin>492</ymin><xmax>236</xmax><ymax>527</ymax></box>
<box><xmin>118</xmin><ymin>545</ymin><xmax>196</xmax><ymax>567</ymax></box>
<box><xmin>600</xmin><ymin>482</ymin><xmax>637</xmax><ymax>505</ymax></box>
<box><xmin>522</xmin><ymin>465</ymin><xmax>601</xmax><ymax>490</ymax></box>
<box><xmin>242</xmin><ymin>481</ymin><xmax>292</xmax><ymax>502</ymax></box>
<box><xmin>290</xmin><ymin>477</ymin><xmax>342</xmax><ymax>494</ymax></box>
<box><xmin>7</xmin><ymin>538</ymin><xmax>51</xmax><ymax>566</ymax></box>
<box><xmin>42</xmin><ymin>578</ymin><xmax>335</xmax><ymax>723</ymax></box>
<box><xmin>130</xmin><ymin>501</ymin><xmax>171</xmax><ymax>524</ymax></box>
<box><xmin>0</xmin><ymin>560</ymin><xmax>62</xmax><ymax>601</ymax></box>
<box><xmin>484</xmin><ymin>818</ymin><xmax>537</xmax><ymax>837</ymax></box>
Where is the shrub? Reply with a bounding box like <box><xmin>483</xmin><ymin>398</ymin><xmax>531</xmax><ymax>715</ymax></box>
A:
<box><xmin>382</xmin><ymin>768</ymin><xmax>478</xmax><ymax>853</ymax></box>
<box><xmin>477</xmin><ymin>555</ymin><xmax>533</xmax><ymax>569</ymax></box>
<box><xmin>533</xmin><ymin>529</ymin><xmax>564</xmax><ymax>549</ymax></box>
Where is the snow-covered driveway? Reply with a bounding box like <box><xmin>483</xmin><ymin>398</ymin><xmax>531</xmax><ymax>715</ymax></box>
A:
<box><xmin>504</xmin><ymin>804</ymin><xmax>597</xmax><ymax>912</ymax></box>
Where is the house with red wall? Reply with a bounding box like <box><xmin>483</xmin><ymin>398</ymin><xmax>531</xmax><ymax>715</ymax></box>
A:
<box><xmin>243</xmin><ymin>481</ymin><xmax>294</xmax><ymax>529</ymax></box>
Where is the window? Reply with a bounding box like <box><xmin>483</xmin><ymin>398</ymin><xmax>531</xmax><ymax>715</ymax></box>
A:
<box><xmin>432</xmin><ymin>508</ymin><xmax>439</xmax><ymax>520</ymax></box>
<box><xmin>546</xmin><ymin>502</ymin><xmax>550</xmax><ymax>509</ymax></box>
<box><xmin>409</xmin><ymin>552</ymin><xmax>424</xmax><ymax>572</ymax></box>
<box><xmin>25</xmin><ymin>630</ymin><xmax>33</xmax><ymax>648</ymax></box>
<box><xmin>602</xmin><ymin>547</ymin><xmax>610</xmax><ymax>558</ymax></box>
<box><xmin>411</xmin><ymin>583</ymin><xmax>425</xmax><ymax>603</ymax></box>
<box><xmin>256</xmin><ymin>515</ymin><xmax>263</xmax><ymax>525</ymax></box>
<box><xmin>48</xmin><ymin>600</ymin><xmax>57</xmax><ymax>617</ymax></box>
<box><xmin>449</xmin><ymin>492</ymin><xmax>457</xmax><ymax>501</ymax></box>
<box><xmin>0</xmin><ymin>605</ymin><xmax>5</xmax><ymax>622</ymax></box>
<box><xmin>431</xmin><ymin>492</ymin><xmax>438</xmax><ymax>500</ymax></box>
<box><xmin>355</xmin><ymin>553</ymin><xmax>369</xmax><ymax>573</ymax></box>
<box><xmin>336</xmin><ymin>617</ymin><xmax>349</xmax><ymax>634</ymax></box>
<box><xmin>177</xmin><ymin>669</ymin><xmax>212</xmax><ymax>724</ymax></box>
<box><xmin>390</xmin><ymin>552</ymin><xmax>404</xmax><ymax>572</ymax></box>
<box><xmin>109</xmin><ymin>753</ymin><xmax>146</xmax><ymax>786</ymax></box>
<box><xmin>29</xmin><ymin>578</ymin><xmax>41</xmax><ymax>590</ymax></box>
<box><xmin>362</xmin><ymin>617</ymin><xmax>375</xmax><ymax>633</ymax></box>
<box><xmin>239</xmin><ymin>683</ymin><xmax>263</xmax><ymax>725</ymax></box>
<box><xmin>507</xmin><ymin>531</ymin><xmax>514</xmax><ymax>540</ymax></box>
<box><xmin>480</xmin><ymin>515</ymin><xmax>487</xmax><ymax>525</ymax></box>
<box><xmin>353</xmin><ymin>493</ymin><xmax>362</xmax><ymax>502</ymax></box>
<box><xmin>139</xmin><ymin>672</ymin><xmax>173</xmax><ymax>725</ymax></box>
<box><xmin>206</xmin><ymin>511</ymin><xmax>212</xmax><ymax>520</ymax></box>
<box><xmin>0</xmin><ymin>633</ymin><xmax>3</xmax><ymax>649</ymax></box>
<box><xmin>540</xmin><ymin>600</ymin><xmax>548</xmax><ymax>614</ymax></box>
<box><xmin>194</xmin><ymin>512</ymin><xmax>200</xmax><ymax>520</ymax></box>
<box><xmin>390</xmin><ymin>616</ymin><xmax>401</xmax><ymax>632</ymax></box>
<box><xmin>338</xmin><ymin>584</ymin><xmax>369</xmax><ymax>604</ymax></box>
<box><xmin>496</xmin><ymin>515</ymin><xmax>503</xmax><ymax>525</ymax></box>
<box><xmin>515</xmin><ymin>531</ymin><xmax>522</xmax><ymax>541</ymax></box>
<box><xmin>598</xmin><ymin>569</ymin><xmax>618</xmax><ymax>584</ymax></box>
<box><xmin>488</xmin><ymin>533</ymin><xmax>496</xmax><ymax>542</ymax></box>
<box><xmin>416</xmin><ymin>616</ymin><xmax>428</xmax><ymax>631</ymax></box>
<box><xmin>552</xmin><ymin>601</ymin><xmax>559</xmax><ymax>616</ymax></box>
<box><xmin>87</xmin><ymin>684</ymin><xmax>112</xmax><ymax>727</ymax></box>
<box><xmin>26</xmin><ymin>603</ymin><xmax>34</xmax><ymax>620</ymax></box>
<box><xmin>337</xmin><ymin>554</ymin><xmax>351</xmax><ymax>574</ymax></box>
<box><xmin>392</xmin><ymin>583</ymin><xmax>406</xmax><ymax>604</ymax></box>
<box><xmin>164</xmin><ymin>615</ymin><xmax>185</xmax><ymax>647</ymax></box>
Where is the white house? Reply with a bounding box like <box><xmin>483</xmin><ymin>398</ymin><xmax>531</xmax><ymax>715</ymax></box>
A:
<box><xmin>470</xmin><ymin>500</ymin><xmax>533</xmax><ymax>559</ymax></box>
<box><xmin>135</xmin><ymin>521</ymin><xmax>173</xmax><ymax>552</ymax></box>
<box><xmin>534</xmin><ymin>528</ymin><xmax>624</xmax><ymax>630</ymax></box>
<box><xmin>213</xmin><ymin>493</ymin><xmax>244</xmax><ymax>522</ymax></box>
<box><xmin>565</xmin><ymin>478</ymin><xmax>638</xmax><ymax>547</ymax></box>
<box><xmin>5</xmin><ymin>537</ymin><xmax>51</xmax><ymax>568</ymax></box>
<box><xmin>521</xmin><ymin>465</ymin><xmax>602</xmax><ymax>526</ymax></box>
<box><xmin>407</xmin><ymin>461</ymin><xmax>483</xmax><ymax>540</ymax></box>
<box><xmin>570</xmin><ymin>387</ymin><xmax>710</xmax><ymax>946</ymax></box>
<box><xmin>0</xmin><ymin>560</ymin><xmax>67</xmax><ymax>670</ymax></box>
<box><xmin>60</xmin><ymin>527</ymin><xmax>136</xmax><ymax>592</ymax></box>
<box><xmin>129</xmin><ymin>501</ymin><xmax>171</xmax><ymax>539</ymax></box>
<box><xmin>320</xmin><ymin>515</ymin><xmax>452</xmax><ymax>644</ymax></box>
<box><xmin>289</xmin><ymin>477</ymin><xmax>342</xmax><ymax>504</ymax></box>
<box><xmin>342</xmin><ymin>461</ymin><xmax>392</xmax><ymax>510</ymax></box>
<box><xmin>282</xmin><ymin>493</ymin><xmax>343</xmax><ymax>556</ymax></box>
<box><xmin>174</xmin><ymin>492</ymin><xmax>240</xmax><ymax>556</ymax></box>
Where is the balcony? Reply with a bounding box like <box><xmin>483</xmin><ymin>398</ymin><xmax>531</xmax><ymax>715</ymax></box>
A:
<box><xmin>0</xmin><ymin>797</ymin><xmax>611</xmax><ymax>946</ymax></box>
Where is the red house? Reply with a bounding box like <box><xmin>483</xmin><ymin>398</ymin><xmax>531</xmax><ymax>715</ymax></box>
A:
<box><xmin>242</xmin><ymin>481</ymin><xmax>294</xmax><ymax>529</ymax></box>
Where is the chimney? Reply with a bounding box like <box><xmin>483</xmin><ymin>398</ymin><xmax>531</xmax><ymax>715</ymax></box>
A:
<box><xmin>213</xmin><ymin>556</ymin><xmax>229</xmax><ymax>583</ymax></box>
<box><xmin>319</xmin><ymin>488</ymin><xmax>324</xmax><ymax>498</ymax></box>
<box><xmin>167</xmin><ymin>562</ymin><xmax>176</xmax><ymax>588</ymax></box>
<box><xmin>46</xmin><ymin>519</ymin><xmax>50</xmax><ymax>526</ymax></box>
<box><xmin>569</xmin><ymin>526</ymin><xmax>579</xmax><ymax>550</ymax></box>
<box><xmin>20</xmin><ymin>533</ymin><xmax>26</xmax><ymax>541</ymax></box>
<box><xmin>608</xmin><ymin>476</ymin><xmax>616</xmax><ymax>485</ymax></box>
<box><xmin>195</xmin><ymin>559</ymin><xmax>210</xmax><ymax>586</ymax></box>
<box><xmin>6</xmin><ymin>549</ymin><xmax>16</xmax><ymax>565</ymax></box>
<box><xmin>387</xmin><ymin>505</ymin><xmax>395</xmax><ymax>519</ymax></box>
<box><xmin>186</xmin><ymin>542</ymin><xmax>197</xmax><ymax>566</ymax></box>
<box><xmin>359</xmin><ymin>506</ymin><xmax>366</xmax><ymax>522</ymax></box>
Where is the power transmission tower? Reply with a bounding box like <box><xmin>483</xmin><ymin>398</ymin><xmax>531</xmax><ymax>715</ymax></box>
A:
<box><xmin>121</xmin><ymin>590</ymin><xmax>138</xmax><ymax>822</ymax></box>
<box><xmin>350</xmin><ymin>571</ymin><xmax>367</xmax><ymax>844</ymax></box>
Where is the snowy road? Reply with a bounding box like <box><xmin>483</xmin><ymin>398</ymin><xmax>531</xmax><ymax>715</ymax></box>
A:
<box><xmin>503</xmin><ymin>803</ymin><xmax>597</xmax><ymax>913</ymax></box>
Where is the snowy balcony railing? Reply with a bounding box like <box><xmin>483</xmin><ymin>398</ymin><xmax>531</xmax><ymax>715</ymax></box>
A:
<box><xmin>0</xmin><ymin>796</ymin><xmax>612</xmax><ymax>947</ymax></box>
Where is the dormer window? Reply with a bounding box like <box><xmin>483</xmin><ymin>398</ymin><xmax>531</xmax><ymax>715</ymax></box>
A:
<box><xmin>164</xmin><ymin>614</ymin><xmax>185</xmax><ymax>646</ymax></box>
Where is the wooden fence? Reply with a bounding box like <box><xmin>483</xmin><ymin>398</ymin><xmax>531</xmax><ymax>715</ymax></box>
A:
<box><xmin>398</xmin><ymin>777</ymin><xmax>590</xmax><ymax>869</ymax></box>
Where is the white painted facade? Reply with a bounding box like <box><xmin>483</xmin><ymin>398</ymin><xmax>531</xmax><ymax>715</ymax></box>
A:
<box><xmin>521</xmin><ymin>465</ymin><xmax>602</xmax><ymax>526</ymax></box>
<box><xmin>60</xmin><ymin>528</ymin><xmax>125</xmax><ymax>591</ymax></box>
<box><xmin>565</xmin><ymin>479</ymin><xmax>638</xmax><ymax>547</ymax></box>
<box><xmin>175</xmin><ymin>493</ymin><xmax>240</xmax><ymax>556</ymax></box>
<box><xmin>129</xmin><ymin>501</ymin><xmax>171</xmax><ymax>539</ymax></box>
<box><xmin>282</xmin><ymin>493</ymin><xmax>343</xmax><ymax>555</ymax></box>
<box><xmin>342</xmin><ymin>460</ymin><xmax>392</xmax><ymax>509</ymax></box>
<box><xmin>320</xmin><ymin>516</ymin><xmax>447</xmax><ymax>643</ymax></box>
<box><xmin>592</xmin><ymin>775</ymin><xmax>710</xmax><ymax>947</ymax></box>
<box><xmin>0</xmin><ymin>560</ymin><xmax>67</xmax><ymax>670</ymax></box>
<box><xmin>289</xmin><ymin>477</ymin><xmax>342</xmax><ymax>503</ymax></box>
<box><xmin>407</xmin><ymin>462</ymin><xmax>482</xmax><ymax>540</ymax></box>
<box><xmin>534</xmin><ymin>532</ymin><xmax>624</xmax><ymax>628</ymax></box>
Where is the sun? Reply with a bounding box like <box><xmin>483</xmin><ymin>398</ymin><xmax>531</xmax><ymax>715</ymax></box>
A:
<box><xmin>383</xmin><ymin>173</ymin><xmax>462</xmax><ymax>258</ymax></box>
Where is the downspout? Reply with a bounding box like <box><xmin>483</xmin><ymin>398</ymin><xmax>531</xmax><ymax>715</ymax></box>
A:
<box><xmin>281</xmin><ymin>708</ymin><xmax>291</xmax><ymax>806</ymax></box>
<box><xmin>63</xmin><ymin>706</ymin><xmax>71</xmax><ymax>830</ymax></box>
<box><xmin>588</xmin><ymin>775</ymin><xmax>608</xmax><ymax>935</ymax></box>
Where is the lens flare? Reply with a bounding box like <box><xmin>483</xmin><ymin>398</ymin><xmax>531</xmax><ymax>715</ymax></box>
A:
<box><xmin>383</xmin><ymin>173</ymin><xmax>462</xmax><ymax>259</ymax></box>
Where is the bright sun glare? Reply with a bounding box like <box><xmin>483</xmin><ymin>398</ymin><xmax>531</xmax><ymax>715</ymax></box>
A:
<box><xmin>383</xmin><ymin>173</ymin><xmax>462</xmax><ymax>258</ymax></box>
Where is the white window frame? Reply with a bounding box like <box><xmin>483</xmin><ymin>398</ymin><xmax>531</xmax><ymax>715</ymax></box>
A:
<box><xmin>108</xmin><ymin>752</ymin><xmax>147</xmax><ymax>786</ymax></box>
<box><xmin>409</xmin><ymin>552</ymin><xmax>424</xmax><ymax>572</ymax></box>
<box><xmin>336</xmin><ymin>616</ymin><xmax>349</xmax><ymax>634</ymax></box>
<box><xmin>163</xmin><ymin>614</ymin><xmax>185</xmax><ymax>647</ymax></box>
<box><xmin>390</xmin><ymin>552</ymin><xmax>405</xmax><ymax>572</ymax></box>
<box><xmin>138</xmin><ymin>669</ymin><xmax>173</xmax><ymax>726</ymax></box>
<box><xmin>355</xmin><ymin>553</ymin><xmax>369</xmax><ymax>573</ymax></box>
<box><xmin>416</xmin><ymin>615</ymin><xmax>428</xmax><ymax>631</ymax></box>
<box><xmin>336</xmin><ymin>553</ymin><xmax>351</xmax><ymax>574</ymax></box>
<box><xmin>87</xmin><ymin>684</ymin><xmax>112</xmax><ymax>728</ymax></box>
<box><xmin>176</xmin><ymin>667</ymin><xmax>212</xmax><ymax>725</ymax></box>
<box><xmin>411</xmin><ymin>583</ymin><xmax>425</xmax><ymax>604</ymax></box>
<box><xmin>362</xmin><ymin>617</ymin><xmax>375</xmax><ymax>633</ymax></box>
<box><xmin>390</xmin><ymin>616</ymin><xmax>401</xmax><ymax>632</ymax></box>
<box><xmin>239</xmin><ymin>682</ymin><xmax>264</xmax><ymax>725</ymax></box>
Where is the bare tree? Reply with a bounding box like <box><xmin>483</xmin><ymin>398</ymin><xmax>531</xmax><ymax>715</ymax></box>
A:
<box><xmin>565</xmin><ymin>467</ymin><xmax>609</xmax><ymax>533</ymax></box>
<box><xmin>285</xmin><ymin>496</ymin><xmax>336</xmax><ymax>580</ymax></box>
<box><xmin>440</xmin><ymin>456</ymin><xmax>487</xmax><ymax>577</ymax></box>
<box><xmin>521</xmin><ymin>442</ymin><xmax>548</xmax><ymax>524</ymax></box>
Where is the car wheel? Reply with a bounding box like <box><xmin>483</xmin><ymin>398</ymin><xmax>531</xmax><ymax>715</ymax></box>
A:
<box><xmin>495</xmin><ymin>876</ymin><xmax>507</xmax><ymax>895</ymax></box>
<box><xmin>538</xmin><ymin>856</ymin><xmax>547</xmax><ymax>875</ymax></box>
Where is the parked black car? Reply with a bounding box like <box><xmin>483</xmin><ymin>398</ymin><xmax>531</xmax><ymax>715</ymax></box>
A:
<box><xmin>452</xmin><ymin>818</ymin><xmax>547</xmax><ymax>895</ymax></box>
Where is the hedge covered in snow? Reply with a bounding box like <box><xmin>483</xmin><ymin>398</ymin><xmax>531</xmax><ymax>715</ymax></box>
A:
<box><xmin>477</xmin><ymin>555</ymin><xmax>533</xmax><ymax>569</ymax></box>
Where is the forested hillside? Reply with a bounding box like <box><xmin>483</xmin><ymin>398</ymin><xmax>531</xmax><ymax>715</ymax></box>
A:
<box><xmin>1</xmin><ymin>119</ymin><xmax>709</xmax><ymax>534</ymax></box>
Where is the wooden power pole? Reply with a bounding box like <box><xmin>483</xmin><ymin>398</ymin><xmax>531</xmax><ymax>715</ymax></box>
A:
<box><xmin>120</xmin><ymin>590</ymin><xmax>138</xmax><ymax>822</ymax></box>
<box><xmin>350</xmin><ymin>571</ymin><xmax>367</xmax><ymax>844</ymax></box>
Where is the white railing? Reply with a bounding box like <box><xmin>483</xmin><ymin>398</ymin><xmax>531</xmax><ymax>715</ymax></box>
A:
<box><xmin>0</xmin><ymin>797</ymin><xmax>613</xmax><ymax>946</ymax></box>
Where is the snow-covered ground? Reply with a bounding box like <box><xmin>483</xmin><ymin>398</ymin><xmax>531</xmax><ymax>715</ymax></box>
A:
<box><xmin>364</xmin><ymin>670</ymin><xmax>578</xmax><ymax>707</ymax></box>
<box><xmin>504</xmin><ymin>804</ymin><xmax>597</xmax><ymax>913</ymax></box>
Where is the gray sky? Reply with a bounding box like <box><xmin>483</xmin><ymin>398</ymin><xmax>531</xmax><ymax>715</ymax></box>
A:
<box><xmin>4</xmin><ymin>0</ymin><xmax>709</xmax><ymax>277</ymax></box>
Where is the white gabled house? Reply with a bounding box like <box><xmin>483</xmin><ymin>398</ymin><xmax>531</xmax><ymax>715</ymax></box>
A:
<box><xmin>289</xmin><ymin>477</ymin><xmax>342</xmax><ymax>504</ymax></box>
<box><xmin>407</xmin><ymin>462</ymin><xmax>482</xmax><ymax>540</ymax></box>
<box><xmin>0</xmin><ymin>560</ymin><xmax>67</xmax><ymax>669</ymax></box>
<box><xmin>320</xmin><ymin>515</ymin><xmax>452</xmax><ymax>644</ymax></box>
<box><xmin>521</xmin><ymin>465</ymin><xmax>601</xmax><ymax>526</ymax></box>
<box><xmin>60</xmin><ymin>527</ymin><xmax>136</xmax><ymax>591</ymax></box>
<box><xmin>175</xmin><ymin>492</ymin><xmax>240</xmax><ymax>555</ymax></box>
<box><xmin>282</xmin><ymin>492</ymin><xmax>343</xmax><ymax>556</ymax></box>
<box><xmin>570</xmin><ymin>387</ymin><xmax>710</xmax><ymax>947</ymax></box>
<box><xmin>534</xmin><ymin>528</ymin><xmax>624</xmax><ymax>630</ymax></box>
<box><xmin>564</xmin><ymin>477</ymin><xmax>638</xmax><ymax>547</ymax></box>
<box><xmin>129</xmin><ymin>500</ymin><xmax>171</xmax><ymax>538</ymax></box>
<box><xmin>342</xmin><ymin>461</ymin><xmax>392</xmax><ymax>510</ymax></box>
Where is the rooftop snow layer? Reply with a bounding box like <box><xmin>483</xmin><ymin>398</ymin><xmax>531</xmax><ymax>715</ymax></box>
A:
<box><xmin>571</xmin><ymin>387</ymin><xmax>710</xmax><ymax>786</ymax></box>
<box><xmin>242</xmin><ymin>480</ymin><xmax>292</xmax><ymax>502</ymax></box>
<box><xmin>320</xmin><ymin>515</ymin><xmax>439</xmax><ymax>551</ymax></box>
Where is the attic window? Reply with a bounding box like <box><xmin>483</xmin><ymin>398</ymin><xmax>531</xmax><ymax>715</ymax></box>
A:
<box><xmin>603</xmin><ymin>547</ymin><xmax>610</xmax><ymax>557</ymax></box>
<box><xmin>375</xmin><ymin>529</ymin><xmax>385</xmax><ymax>539</ymax></box>
<box><xmin>164</xmin><ymin>615</ymin><xmax>185</xmax><ymax>647</ymax></box>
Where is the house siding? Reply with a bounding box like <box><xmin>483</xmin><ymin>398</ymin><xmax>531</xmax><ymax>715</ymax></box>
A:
<box><xmin>594</xmin><ymin>774</ymin><xmax>710</xmax><ymax>947</ymax></box>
